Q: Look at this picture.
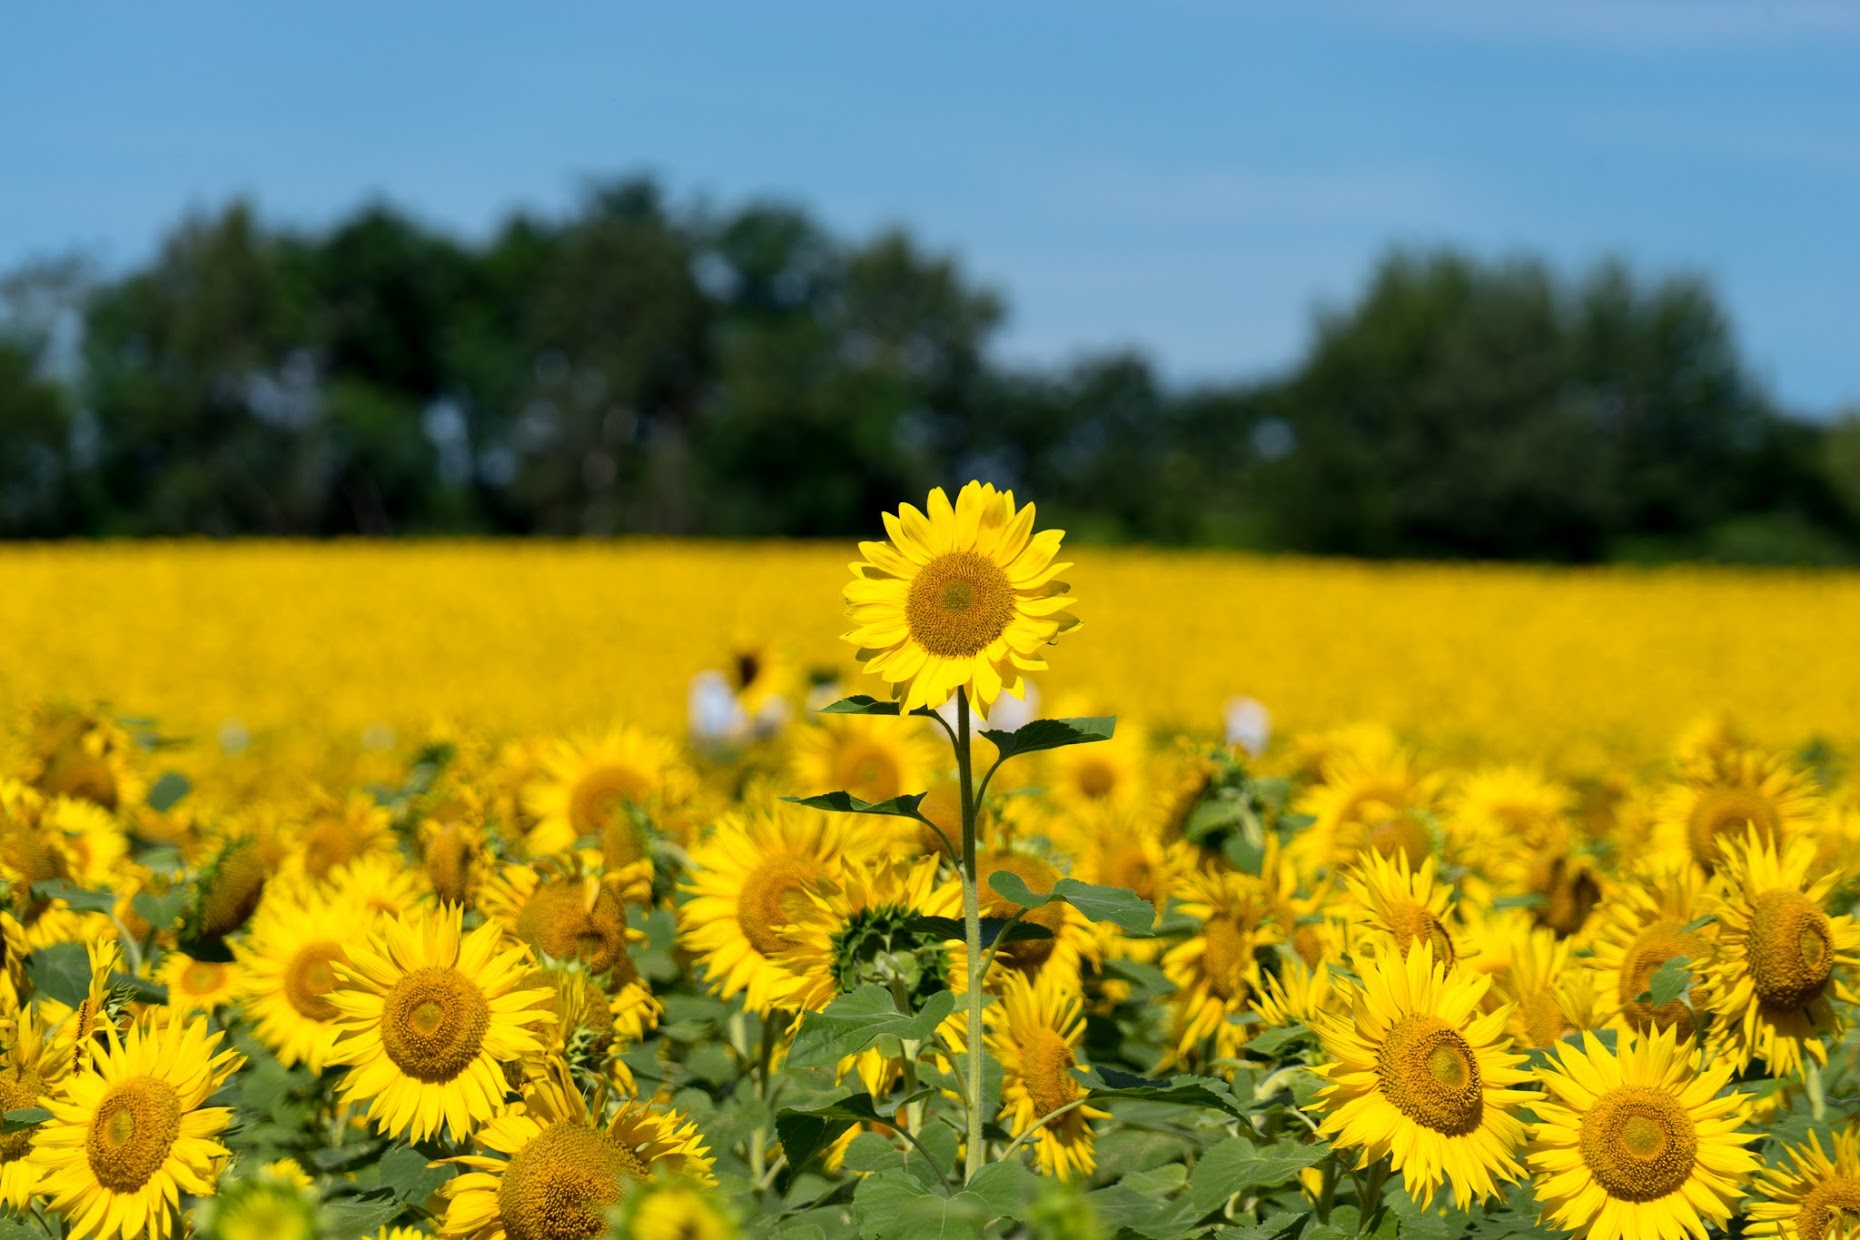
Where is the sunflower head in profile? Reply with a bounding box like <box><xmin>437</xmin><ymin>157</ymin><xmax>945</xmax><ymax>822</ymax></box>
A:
<box><xmin>1311</xmin><ymin>943</ymin><xmax>1531</xmax><ymax>1210</ymax></box>
<box><xmin>1343</xmin><ymin>847</ymin><xmax>1460</xmax><ymax>967</ymax></box>
<box><xmin>1589</xmin><ymin>861</ymin><xmax>1715</xmax><ymax>1040</ymax></box>
<box><xmin>1696</xmin><ymin>825</ymin><xmax>1860</xmax><ymax>1077</ymax></box>
<box><xmin>327</xmin><ymin>902</ymin><xmax>555</xmax><ymax>1142</ymax></box>
<box><xmin>235</xmin><ymin>884</ymin><xmax>370</xmax><ymax>1072</ymax></box>
<box><xmin>437</xmin><ymin>1060</ymin><xmax>712</xmax><ymax>1240</ymax></box>
<box><xmin>679</xmin><ymin>803</ymin><xmax>848</xmax><ymax>1015</ymax></box>
<box><xmin>1747</xmin><ymin>1127</ymin><xmax>1860</xmax><ymax>1240</ymax></box>
<box><xmin>776</xmin><ymin>855</ymin><xmax>960</xmax><ymax>1015</ymax></box>
<box><xmin>1654</xmin><ymin>747</ymin><xmax>1822</xmax><ymax>873</ymax></box>
<box><xmin>1527</xmin><ymin>1025</ymin><xmax>1756</xmax><ymax>1240</ymax></box>
<box><xmin>27</xmin><ymin>1013</ymin><xmax>244</xmax><ymax>1240</ymax></box>
<box><xmin>1161</xmin><ymin>867</ymin><xmax>1280</xmax><ymax>1061</ymax></box>
<box><xmin>981</xmin><ymin>969</ymin><xmax>1111</xmax><ymax>1181</ymax></box>
<box><xmin>842</xmin><ymin>480</ymin><xmax>1079</xmax><ymax>714</ymax></box>
<box><xmin>188</xmin><ymin>834</ymin><xmax>271</xmax><ymax>943</ymax></box>
<box><xmin>522</xmin><ymin>727</ymin><xmax>696</xmax><ymax>861</ymax></box>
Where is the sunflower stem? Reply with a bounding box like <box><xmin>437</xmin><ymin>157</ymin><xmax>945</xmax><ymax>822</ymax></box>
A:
<box><xmin>956</xmin><ymin>688</ymin><xmax>986</xmax><ymax>1184</ymax></box>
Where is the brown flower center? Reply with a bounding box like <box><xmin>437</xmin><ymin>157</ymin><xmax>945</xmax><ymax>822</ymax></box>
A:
<box><xmin>517</xmin><ymin>880</ymin><xmax>631</xmax><ymax>977</ymax></box>
<box><xmin>1618</xmin><ymin>922</ymin><xmax>1701</xmax><ymax>1037</ymax></box>
<box><xmin>0</xmin><ymin>1067</ymin><xmax>45</xmax><ymax>1162</ymax></box>
<box><xmin>735</xmin><ymin>855</ymin><xmax>821</xmax><ymax>958</ymax></box>
<box><xmin>1579</xmin><ymin>1086</ymin><xmax>1697</xmax><ymax>1202</ymax></box>
<box><xmin>1019</xmin><ymin>1026</ymin><xmax>1083</xmax><ymax>1119</ymax></box>
<box><xmin>86</xmin><ymin>1076</ymin><xmax>183</xmax><ymax>1193</ymax></box>
<box><xmin>1376</xmin><ymin>1014</ymin><xmax>1484</xmax><ymax>1135</ymax></box>
<box><xmin>497</xmin><ymin>1122</ymin><xmax>649</xmax><ymax>1240</ymax></box>
<box><xmin>1687</xmin><ymin>787</ymin><xmax>1780</xmax><ymax>870</ymax></box>
<box><xmin>1202</xmin><ymin>915</ymin><xmax>1253</xmax><ymax>1003</ymax></box>
<box><xmin>1797</xmin><ymin>1175</ymin><xmax>1860</xmax><ymax>1240</ymax></box>
<box><xmin>284</xmin><ymin>941</ymin><xmax>346</xmax><ymax>1021</ymax></box>
<box><xmin>380</xmin><ymin>966</ymin><xmax>490</xmax><ymax>1083</ymax></box>
<box><xmin>1747</xmin><ymin>889</ymin><xmax>1835</xmax><ymax>1009</ymax></box>
<box><xmin>905</xmin><ymin>550</ymin><xmax>1016</xmax><ymax>659</ymax></box>
<box><xmin>569</xmin><ymin>765</ymin><xmax>653</xmax><ymax>836</ymax></box>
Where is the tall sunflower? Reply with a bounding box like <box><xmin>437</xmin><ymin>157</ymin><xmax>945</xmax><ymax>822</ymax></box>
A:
<box><xmin>843</xmin><ymin>480</ymin><xmax>1079</xmax><ymax>713</ymax></box>
<box><xmin>679</xmin><ymin>803</ymin><xmax>847</xmax><ymax>1014</ymax></box>
<box><xmin>437</xmin><ymin>1061</ymin><xmax>712</xmax><ymax>1240</ymax></box>
<box><xmin>1696</xmin><ymin>826</ymin><xmax>1860</xmax><ymax>1077</ymax></box>
<box><xmin>1528</xmin><ymin>1026</ymin><xmax>1756</xmax><ymax>1240</ymax></box>
<box><xmin>1654</xmin><ymin>747</ymin><xmax>1822</xmax><ymax>873</ymax></box>
<box><xmin>27</xmin><ymin>1014</ymin><xmax>243</xmax><ymax>1240</ymax></box>
<box><xmin>1747</xmin><ymin>1128</ymin><xmax>1860</xmax><ymax>1240</ymax></box>
<box><xmin>982</xmin><ymin>970</ymin><xmax>1110</xmax><ymax>1181</ymax></box>
<box><xmin>1312</xmin><ymin>943</ymin><xmax>1530</xmax><ymax>1209</ymax></box>
<box><xmin>235</xmin><ymin>884</ymin><xmax>369</xmax><ymax>1071</ymax></box>
<box><xmin>327</xmin><ymin>903</ymin><xmax>554</xmax><ymax>1141</ymax></box>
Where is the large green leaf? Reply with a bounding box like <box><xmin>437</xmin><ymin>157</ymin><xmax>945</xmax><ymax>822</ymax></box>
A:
<box><xmin>1642</xmin><ymin>956</ymin><xmax>1692</xmax><ymax>1007</ymax></box>
<box><xmin>29</xmin><ymin>879</ymin><xmax>115</xmax><ymax>915</ymax></box>
<box><xmin>1073</xmin><ymin>1065</ymin><xmax>1248</xmax><ymax>1118</ymax></box>
<box><xmin>904</xmin><ymin>915</ymin><xmax>1053</xmax><ymax>947</ymax></box>
<box><xmin>146</xmin><ymin>770</ymin><xmax>192</xmax><ymax>811</ymax></box>
<box><xmin>1</xmin><ymin>1108</ymin><xmax>51</xmax><ymax>1134</ymax></box>
<box><xmin>819</xmin><ymin>696</ymin><xmax>903</xmax><ymax>716</ymax></box>
<box><xmin>981</xmin><ymin>716</ymin><xmax>1115</xmax><ymax>761</ymax></box>
<box><xmin>787</xmin><ymin>987</ymin><xmax>956</xmax><ymax>1069</ymax></box>
<box><xmin>1088</xmin><ymin>1166</ymin><xmax>1204</xmax><ymax>1240</ymax></box>
<box><xmin>985</xmin><ymin>872</ymin><xmax>1155</xmax><ymax>936</ymax></box>
<box><xmin>1190</xmin><ymin>1137</ymin><xmax>1329</xmax><ymax>1215</ymax></box>
<box><xmin>379</xmin><ymin>1143</ymin><xmax>453</xmax><ymax>1204</ymax></box>
<box><xmin>776</xmin><ymin>1093</ymin><xmax>886</xmax><ymax>1178</ymax></box>
<box><xmin>23</xmin><ymin>942</ymin><xmax>89</xmax><ymax>1008</ymax></box>
<box><xmin>853</xmin><ymin>1172</ymin><xmax>994</xmax><ymax>1240</ymax></box>
<box><xmin>783</xmin><ymin>791</ymin><xmax>931</xmax><ymax>823</ymax></box>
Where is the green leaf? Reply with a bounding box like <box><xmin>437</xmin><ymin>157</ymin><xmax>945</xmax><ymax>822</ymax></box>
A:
<box><xmin>853</xmin><ymin>1172</ymin><xmax>992</xmax><ymax>1240</ymax></box>
<box><xmin>131</xmin><ymin>888</ymin><xmax>188</xmax><ymax>931</ymax></box>
<box><xmin>320</xmin><ymin>1190</ymin><xmax>403</xmax><ymax>1235</ymax></box>
<box><xmin>1681</xmin><ymin>914</ymin><xmax>1717</xmax><ymax>933</ymax></box>
<box><xmin>981</xmin><ymin>715</ymin><xmax>1115</xmax><ymax>761</ymax></box>
<box><xmin>1191</xmin><ymin>1138</ymin><xmax>1330</xmax><ymax>1215</ymax></box>
<box><xmin>984</xmin><ymin>873</ymin><xmax>1155</xmax><ymax>936</ymax></box>
<box><xmin>820</xmin><ymin>696</ymin><xmax>903</xmax><ymax>716</ymax></box>
<box><xmin>1642</xmin><ymin>956</ymin><xmax>1692</xmax><ymax>1007</ymax></box>
<box><xmin>146</xmin><ymin>770</ymin><xmax>192</xmax><ymax>811</ymax></box>
<box><xmin>1088</xmin><ymin>1166</ymin><xmax>1202</xmax><ymax>1240</ymax></box>
<box><xmin>1073</xmin><ymin>1065</ymin><xmax>1249</xmax><ymax>1118</ymax></box>
<box><xmin>783</xmin><ymin>791</ymin><xmax>931</xmax><ymax>823</ymax></box>
<box><xmin>787</xmin><ymin>987</ymin><xmax>956</xmax><ymax>1069</ymax></box>
<box><xmin>964</xmin><ymin>1160</ymin><xmax>1034</xmax><ymax>1221</ymax></box>
<box><xmin>1243</xmin><ymin>1023</ymin><xmax>1308</xmax><ymax>1056</ymax></box>
<box><xmin>379</xmin><ymin>1143</ymin><xmax>453</xmax><ymax>1204</ymax></box>
<box><xmin>23</xmin><ymin>942</ymin><xmax>89</xmax><ymax>1008</ymax></box>
<box><xmin>1213</xmin><ymin>1212</ymin><xmax>1308</xmax><ymax>1240</ymax></box>
<box><xmin>1</xmin><ymin>1107</ymin><xmax>51</xmax><ymax>1134</ymax></box>
<box><xmin>28</xmin><ymin>879</ymin><xmax>115</xmax><ymax>915</ymax></box>
<box><xmin>777</xmin><ymin>1093</ymin><xmax>885</xmax><ymax>1178</ymax></box>
<box><xmin>904</xmin><ymin>914</ymin><xmax>1052</xmax><ymax>946</ymax></box>
<box><xmin>0</xmin><ymin>1220</ymin><xmax>49</xmax><ymax>1240</ymax></box>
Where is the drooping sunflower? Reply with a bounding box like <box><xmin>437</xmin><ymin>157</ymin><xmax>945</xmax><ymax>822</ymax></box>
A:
<box><xmin>1161</xmin><ymin>866</ymin><xmax>1280</xmax><ymax>1060</ymax></box>
<box><xmin>437</xmin><ymin>1061</ymin><xmax>712</xmax><ymax>1240</ymax></box>
<box><xmin>27</xmin><ymin>1013</ymin><xmax>243</xmax><ymax>1240</ymax></box>
<box><xmin>981</xmin><ymin>969</ymin><xmax>1111</xmax><ymax>1181</ymax></box>
<box><xmin>679</xmin><ymin>803</ymin><xmax>848</xmax><ymax>1014</ymax></box>
<box><xmin>1653</xmin><ymin>747</ymin><xmax>1822</xmax><ymax>873</ymax></box>
<box><xmin>1528</xmin><ymin>1025</ymin><xmax>1756</xmax><ymax>1240</ymax></box>
<box><xmin>789</xmin><ymin>714</ymin><xmax>946</xmax><ymax>809</ymax></box>
<box><xmin>157</xmin><ymin>952</ymin><xmax>241</xmax><ymax>1016</ymax></box>
<box><xmin>522</xmin><ymin>726</ymin><xmax>696</xmax><ymax>861</ymax></box>
<box><xmin>1588</xmin><ymin>861</ymin><xmax>1715</xmax><ymax>1040</ymax></box>
<box><xmin>327</xmin><ymin>902</ymin><xmax>554</xmax><ymax>1141</ymax></box>
<box><xmin>1342</xmin><ymin>847</ymin><xmax>1461</xmax><ymax>966</ymax></box>
<box><xmin>842</xmin><ymin>480</ymin><xmax>1080</xmax><ymax>713</ymax></box>
<box><xmin>235</xmin><ymin>884</ymin><xmax>369</xmax><ymax>1071</ymax></box>
<box><xmin>0</xmin><ymin>1005</ymin><xmax>65</xmax><ymax>1208</ymax></box>
<box><xmin>1746</xmin><ymin>1127</ymin><xmax>1860</xmax><ymax>1240</ymax></box>
<box><xmin>1311</xmin><ymin>943</ymin><xmax>1532</xmax><ymax>1210</ymax></box>
<box><xmin>1695</xmin><ymin>826</ymin><xmax>1860</xmax><ymax>1077</ymax></box>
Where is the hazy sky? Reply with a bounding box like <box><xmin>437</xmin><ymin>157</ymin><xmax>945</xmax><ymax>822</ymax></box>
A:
<box><xmin>5</xmin><ymin>2</ymin><xmax>1856</xmax><ymax>412</ymax></box>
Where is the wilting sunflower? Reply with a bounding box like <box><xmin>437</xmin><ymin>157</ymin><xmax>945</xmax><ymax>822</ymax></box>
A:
<box><xmin>522</xmin><ymin>726</ymin><xmax>696</xmax><ymax>860</ymax></box>
<box><xmin>157</xmin><ymin>952</ymin><xmax>241</xmax><ymax>1016</ymax></box>
<box><xmin>1696</xmin><ymin>826</ymin><xmax>1860</xmax><ymax>1077</ymax></box>
<box><xmin>679</xmin><ymin>803</ymin><xmax>847</xmax><ymax>1014</ymax></box>
<box><xmin>235</xmin><ymin>884</ymin><xmax>369</xmax><ymax>1071</ymax></box>
<box><xmin>438</xmin><ymin>1062</ymin><xmax>712</xmax><ymax>1240</ymax></box>
<box><xmin>28</xmin><ymin>1013</ymin><xmax>243</xmax><ymax>1240</ymax></box>
<box><xmin>1528</xmin><ymin>1026</ymin><xmax>1756</xmax><ymax>1240</ymax></box>
<box><xmin>1162</xmin><ymin>867</ymin><xmax>1279</xmax><ymax>1060</ymax></box>
<box><xmin>1588</xmin><ymin>861</ymin><xmax>1714</xmax><ymax>1039</ymax></box>
<box><xmin>979</xmin><ymin>970</ymin><xmax>1111</xmax><ymax>1181</ymax></box>
<box><xmin>842</xmin><ymin>480</ymin><xmax>1080</xmax><ymax>713</ymax></box>
<box><xmin>327</xmin><ymin>902</ymin><xmax>554</xmax><ymax>1141</ymax></box>
<box><xmin>1311</xmin><ymin>944</ymin><xmax>1532</xmax><ymax>1209</ymax></box>
<box><xmin>0</xmin><ymin>1006</ymin><xmax>65</xmax><ymax>1208</ymax></box>
<box><xmin>1654</xmin><ymin>747</ymin><xmax>1822</xmax><ymax>873</ymax></box>
<box><xmin>789</xmin><ymin>714</ymin><xmax>945</xmax><ymax>809</ymax></box>
<box><xmin>1343</xmin><ymin>848</ymin><xmax>1460</xmax><ymax>966</ymax></box>
<box><xmin>1747</xmin><ymin>1127</ymin><xmax>1860</xmax><ymax>1240</ymax></box>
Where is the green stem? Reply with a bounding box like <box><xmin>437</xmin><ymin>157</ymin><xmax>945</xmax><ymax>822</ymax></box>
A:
<box><xmin>956</xmin><ymin>688</ymin><xmax>986</xmax><ymax>1184</ymax></box>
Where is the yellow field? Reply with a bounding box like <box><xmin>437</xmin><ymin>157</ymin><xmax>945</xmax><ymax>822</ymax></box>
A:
<box><xmin>3</xmin><ymin>539</ymin><xmax>1857</xmax><ymax>765</ymax></box>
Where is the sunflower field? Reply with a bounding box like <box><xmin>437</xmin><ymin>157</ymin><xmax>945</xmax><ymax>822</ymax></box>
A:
<box><xmin>2</xmin><ymin>484</ymin><xmax>1860</xmax><ymax>1240</ymax></box>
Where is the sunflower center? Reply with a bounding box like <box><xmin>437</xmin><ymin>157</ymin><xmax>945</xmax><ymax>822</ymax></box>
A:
<box><xmin>497</xmin><ymin>1122</ymin><xmax>650</xmax><ymax>1240</ymax></box>
<box><xmin>1520</xmin><ymin>990</ymin><xmax>1569</xmax><ymax>1048</ymax></box>
<box><xmin>380</xmin><ymin>966</ymin><xmax>490</xmax><ymax>1082</ymax></box>
<box><xmin>1020</xmin><ymin>1026</ymin><xmax>1083</xmax><ymax>1118</ymax></box>
<box><xmin>1073</xmin><ymin>759</ymin><xmax>1117</xmax><ymax>801</ymax></box>
<box><xmin>85</xmin><ymin>1076</ymin><xmax>183</xmax><ymax>1193</ymax></box>
<box><xmin>1579</xmin><ymin>1086</ymin><xmax>1698</xmax><ymax>1202</ymax></box>
<box><xmin>1376</xmin><ymin>1014</ymin><xmax>1483</xmax><ymax>1135</ymax></box>
<box><xmin>833</xmin><ymin>741</ymin><xmax>903</xmax><ymax>805</ymax></box>
<box><xmin>0</xmin><ymin>1067</ymin><xmax>44</xmax><ymax>1162</ymax></box>
<box><xmin>1386</xmin><ymin>901</ymin><xmax>1456</xmax><ymax>967</ymax></box>
<box><xmin>1619</xmin><ymin>922</ymin><xmax>1700</xmax><ymax>1037</ymax></box>
<box><xmin>733</xmin><ymin>652</ymin><xmax>762</xmax><ymax>692</ymax></box>
<box><xmin>1533</xmin><ymin>855</ymin><xmax>1602</xmax><ymax>938</ymax></box>
<box><xmin>1687</xmin><ymin>787</ymin><xmax>1780</xmax><ymax>869</ymax></box>
<box><xmin>1798</xmin><ymin>1176</ymin><xmax>1860</xmax><ymax>1240</ymax></box>
<box><xmin>905</xmin><ymin>551</ymin><xmax>1016</xmax><ymax>659</ymax></box>
<box><xmin>736</xmin><ymin>855</ymin><xmax>822</xmax><ymax>958</ymax></box>
<box><xmin>517</xmin><ymin>881</ymin><xmax>631</xmax><ymax>977</ymax></box>
<box><xmin>284</xmin><ymin>941</ymin><xmax>346</xmax><ymax>1021</ymax></box>
<box><xmin>301</xmin><ymin>815</ymin><xmax>366</xmax><ymax>881</ymax></box>
<box><xmin>1747</xmin><ymin>888</ymin><xmax>1835</xmax><ymax>1009</ymax></box>
<box><xmin>1202</xmin><ymin>915</ymin><xmax>1253</xmax><ymax>1002</ymax></box>
<box><xmin>181</xmin><ymin>960</ymin><xmax>226</xmax><ymax>995</ymax></box>
<box><xmin>570</xmin><ymin>765</ymin><xmax>652</xmax><ymax>836</ymax></box>
<box><xmin>425</xmin><ymin>825</ymin><xmax>475</xmax><ymax>905</ymax></box>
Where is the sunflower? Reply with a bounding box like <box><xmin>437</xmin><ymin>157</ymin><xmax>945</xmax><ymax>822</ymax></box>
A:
<box><xmin>1747</xmin><ymin>1127</ymin><xmax>1860</xmax><ymax>1240</ymax></box>
<box><xmin>1451</xmin><ymin>765</ymin><xmax>1574</xmax><ymax>871</ymax></box>
<box><xmin>1654</xmin><ymin>747</ymin><xmax>1822</xmax><ymax>873</ymax></box>
<box><xmin>1342</xmin><ymin>848</ymin><xmax>1461</xmax><ymax>966</ymax></box>
<box><xmin>43</xmin><ymin>793</ymin><xmax>129</xmax><ymax>891</ymax></box>
<box><xmin>1589</xmin><ymin>862</ymin><xmax>1714</xmax><ymax>1039</ymax></box>
<box><xmin>1162</xmin><ymin>867</ymin><xmax>1279</xmax><ymax>1061</ymax></box>
<box><xmin>1695</xmin><ymin>826</ymin><xmax>1860</xmax><ymax>1077</ymax></box>
<box><xmin>290</xmin><ymin>790</ymin><xmax>394</xmax><ymax>883</ymax></box>
<box><xmin>0</xmin><ymin>1006</ymin><xmax>65</xmax><ymax>1208</ymax></box>
<box><xmin>194</xmin><ymin>1159</ymin><xmax>320</xmax><ymax>1240</ymax></box>
<box><xmin>1292</xmin><ymin>744</ymin><xmax>1441</xmax><ymax>873</ymax></box>
<box><xmin>1311</xmin><ymin>943</ymin><xmax>1531</xmax><ymax>1209</ymax></box>
<box><xmin>981</xmin><ymin>969</ymin><xmax>1111</xmax><ymax>1181</ymax></box>
<box><xmin>28</xmin><ymin>1013</ymin><xmax>243</xmax><ymax>1240</ymax></box>
<box><xmin>326</xmin><ymin>850</ymin><xmax>434</xmax><ymax>919</ymax></box>
<box><xmin>789</xmin><ymin>714</ymin><xmax>945</xmax><ymax>809</ymax></box>
<box><xmin>842</xmin><ymin>480</ymin><xmax>1080</xmax><ymax>713</ymax></box>
<box><xmin>234</xmin><ymin>884</ymin><xmax>369</xmax><ymax>1071</ymax></box>
<box><xmin>679</xmin><ymin>803</ymin><xmax>848</xmax><ymax>1014</ymax></box>
<box><xmin>613</xmin><ymin>1175</ymin><xmax>739</xmax><ymax>1240</ymax></box>
<box><xmin>947</xmin><ymin>848</ymin><xmax>1099</xmax><ymax>994</ymax></box>
<box><xmin>1493</xmin><ymin>925</ymin><xmax>1597</xmax><ymax>1048</ymax></box>
<box><xmin>438</xmin><ymin>1062</ymin><xmax>712</xmax><ymax>1240</ymax></box>
<box><xmin>1527</xmin><ymin>1025</ymin><xmax>1756</xmax><ymax>1240</ymax></box>
<box><xmin>157</xmin><ymin>952</ymin><xmax>241</xmax><ymax>1016</ymax></box>
<box><xmin>522</xmin><ymin>726</ymin><xmax>696</xmax><ymax>860</ymax></box>
<box><xmin>479</xmin><ymin>859</ymin><xmax>642</xmax><ymax>981</ymax></box>
<box><xmin>722</xmin><ymin>633</ymin><xmax>795</xmax><ymax>737</ymax></box>
<box><xmin>422</xmin><ymin>816</ymin><xmax>486</xmax><ymax>907</ymax></box>
<box><xmin>1249</xmin><ymin>952</ymin><xmax>1335</xmax><ymax>1030</ymax></box>
<box><xmin>327</xmin><ymin>903</ymin><xmax>554</xmax><ymax>1141</ymax></box>
<box><xmin>777</xmin><ymin>855</ymin><xmax>961</xmax><ymax>1015</ymax></box>
<box><xmin>1047</xmin><ymin>725</ymin><xmax>1149</xmax><ymax>818</ymax></box>
<box><xmin>21</xmin><ymin>701</ymin><xmax>145</xmax><ymax>812</ymax></box>
<box><xmin>188</xmin><ymin>834</ymin><xmax>271</xmax><ymax>943</ymax></box>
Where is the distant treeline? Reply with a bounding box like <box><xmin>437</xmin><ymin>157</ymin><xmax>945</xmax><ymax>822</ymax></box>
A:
<box><xmin>3</xmin><ymin>178</ymin><xmax>1858</xmax><ymax>561</ymax></box>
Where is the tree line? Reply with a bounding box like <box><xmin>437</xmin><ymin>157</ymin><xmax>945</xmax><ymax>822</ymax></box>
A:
<box><xmin>3</xmin><ymin>177</ymin><xmax>1858</xmax><ymax>561</ymax></box>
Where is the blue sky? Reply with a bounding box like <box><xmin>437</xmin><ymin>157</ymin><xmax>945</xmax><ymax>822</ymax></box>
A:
<box><xmin>5</xmin><ymin>1</ymin><xmax>1856</xmax><ymax>412</ymax></box>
